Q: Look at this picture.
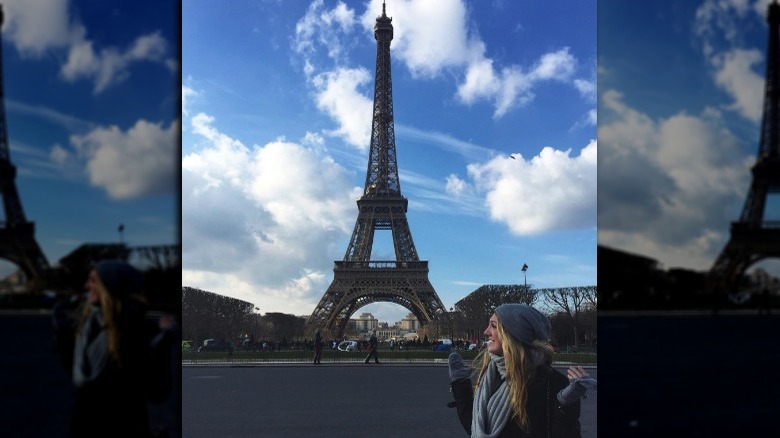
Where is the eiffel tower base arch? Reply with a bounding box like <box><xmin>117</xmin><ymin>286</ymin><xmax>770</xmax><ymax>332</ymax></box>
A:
<box><xmin>305</xmin><ymin>261</ymin><xmax>448</xmax><ymax>339</ymax></box>
<box><xmin>708</xmin><ymin>225</ymin><xmax>780</xmax><ymax>297</ymax></box>
<box><xmin>0</xmin><ymin>225</ymin><xmax>50</xmax><ymax>292</ymax></box>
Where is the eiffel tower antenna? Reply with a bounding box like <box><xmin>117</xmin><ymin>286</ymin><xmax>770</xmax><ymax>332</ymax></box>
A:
<box><xmin>0</xmin><ymin>3</ymin><xmax>50</xmax><ymax>291</ymax></box>
<box><xmin>306</xmin><ymin>3</ymin><xmax>447</xmax><ymax>337</ymax></box>
<box><xmin>708</xmin><ymin>1</ymin><xmax>780</xmax><ymax>306</ymax></box>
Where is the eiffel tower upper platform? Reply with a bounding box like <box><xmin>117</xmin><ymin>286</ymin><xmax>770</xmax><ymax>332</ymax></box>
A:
<box><xmin>306</xmin><ymin>3</ymin><xmax>447</xmax><ymax>337</ymax></box>
<box><xmin>708</xmin><ymin>1</ymin><xmax>780</xmax><ymax>298</ymax></box>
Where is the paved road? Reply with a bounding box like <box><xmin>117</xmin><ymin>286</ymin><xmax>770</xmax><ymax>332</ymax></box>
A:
<box><xmin>183</xmin><ymin>364</ymin><xmax>596</xmax><ymax>437</ymax></box>
<box><xmin>0</xmin><ymin>311</ymin><xmax>180</xmax><ymax>437</ymax></box>
<box><xmin>599</xmin><ymin>314</ymin><xmax>780</xmax><ymax>436</ymax></box>
<box><xmin>0</xmin><ymin>312</ymin><xmax>76</xmax><ymax>437</ymax></box>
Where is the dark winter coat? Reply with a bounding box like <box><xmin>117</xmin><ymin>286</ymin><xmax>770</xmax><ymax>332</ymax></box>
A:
<box><xmin>451</xmin><ymin>364</ymin><xmax>581</xmax><ymax>438</ymax></box>
<box><xmin>69</xmin><ymin>305</ymin><xmax>173</xmax><ymax>437</ymax></box>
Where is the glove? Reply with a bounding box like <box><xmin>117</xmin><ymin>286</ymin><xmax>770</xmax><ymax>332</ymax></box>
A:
<box><xmin>448</xmin><ymin>352</ymin><xmax>472</xmax><ymax>382</ymax></box>
<box><xmin>448</xmin><ymin>365</ymin><xmax>474</xmax><ymax>433</ymax></box>
<box><xmin>556</xmin><ymin>377</ymin><xmax>597</xmax><ymax>405</ymax></box>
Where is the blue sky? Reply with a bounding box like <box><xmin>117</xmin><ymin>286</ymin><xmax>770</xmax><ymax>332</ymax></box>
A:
<box><xmin>183</xmin><ymin>0</ymin><xmax>596</xmax><ymax>324</ymax></box>
<box><xmin>0</xmin><ymin>0</ymin><xmax>179</xmax><ymax>278</ymax></box>
<box><xmin>599</xmin><ymin>0</ymin><xmax>779</xmax><ymax>274</ymax></box>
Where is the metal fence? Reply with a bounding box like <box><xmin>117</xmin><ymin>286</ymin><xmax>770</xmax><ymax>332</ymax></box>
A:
<box><xmin>182</xmin><ymin>350</ymin><xmax>597</xmax><ymax>365</ymax></box>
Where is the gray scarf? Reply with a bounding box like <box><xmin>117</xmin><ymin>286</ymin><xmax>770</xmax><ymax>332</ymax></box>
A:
<box><xmin>72</xmin><ymin>305</ymin><xmax>110</xmax><ymax>387</ymax></box>
<box><xmin>471</xmin><ymin>354</ymin><xmax>512</xmax><ymax>437</ymax></box>
<box><xmin>471</xmin><ymin>350</ymin><xmax>548</xmax><ymax>437</ymax></box>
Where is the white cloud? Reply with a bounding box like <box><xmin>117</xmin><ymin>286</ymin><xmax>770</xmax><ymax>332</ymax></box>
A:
<box><xmin>182</xmin><ymin>84</ymin><xmax>197</xmax><ymax>117</ymax></box>
<box><xmin>457</xmin><ymin>58</ymin><xmax>500</xmax><ymax>105</ymax></box>
<box><xmin>293</xmin><ymin>0</ymin><xmax>358</xmax><ymax>68</ymax></box>
<box><xmin>1</xmin><ymin>0</ymin><xmax>173</xmax><ymax>93</ymax></box>
<box><xmin>464</xmin><ymin>140</ymin><xmax>596</xmax><ymax>235</ymax></box>
<box><xmin>1</xmin><ymin>0</ymin><xmax>73</xmax><ymax>55</ymax></box>
<box><xmin>312</xmin><ymin>67</ymin><xmax>373</xmax><ymax>149</ymax></box>
<box><xmin>49</xmin><ymin>144</ymin><xmax>70</xmax><ymax>165</ymax></box>
<box><xmin>694</xmin><ymin>0</ymin><xmax>753</xmax><ymax>57</ymax></box>
<box><xmin>445</xmin><ymin>174</ymin><xmax>470</xmax><ymax>198</ymax></box>
<box><xmin>694</xmin><ymin>0</ymin><xmax>766</xmax><ymax>123</ymax></box>
<box><xmin>61</xmin><ymin>31</ymin><xmax>170</xmax><ymax>94</ymax></box>
<box><xmin>359</xmin><ymin>0</ymin><xmax>477</xmax><ymax>78</ymax></box>
<box><xmin>574</xmin><ymin>79</ymin><xmax>596</xmax><ymax>102</ymax></box>
<box><xmin>598</xmin><ymin>89</ymin><xmax>752</xmax><ymax>270</ymax></box>
<box><xmin>360</xmin><ymin>0</ymin><xmax>581</xmax><ymax>118</ymax></box>
<box><xmin>69</xmin><ymin>118</ymin><xmax>179</xmax><ymax>199</ymax></box>
<box><xmin>492</xmin><ymin>68</ymin><xmax>534</xmax><ymax>118</ymax></box>
<box><xmin>529</xmin><ymin>49</ymin><xmax>576</xmax><ymax>81</ymax></box>
<box><xmin>296</xmin><ymin>0</ymin><xmax>587</xmax><ymax>125</ymax></box>
<box><xmin>183</xmin><ymin>112</ymin><xmax>362</xmax><ymax>313</ymax></box>
<box><xmin>711</xmin><ymin>48</ymin><xmax>764</xmax><ymax>123</ymax></box>
<box><xmin>322</xmin><ymin>1</ymin><xmax>355</xmax><ymax>31</ymax></box>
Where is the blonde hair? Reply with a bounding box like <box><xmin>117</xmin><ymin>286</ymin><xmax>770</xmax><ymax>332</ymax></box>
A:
<box><xmin>474</xmin><ymin>315</ymin><xmax>555</xmax><ymax>431</ymax></box>
<box><xmin>77</xmin><ymin>272</ymin><xmax>148</xmax><ymax>368</ymax></box>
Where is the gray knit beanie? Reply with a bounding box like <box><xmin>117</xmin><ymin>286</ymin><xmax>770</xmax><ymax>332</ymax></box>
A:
<box><xmin>494</xmin><ymin>303</ymin><xmax>551</xmax><ymax>346</ymax></box>
<box><xmin>94</xmin><ymin>260</ymin><xmax>143</xmax><ymax>298</ymax></box>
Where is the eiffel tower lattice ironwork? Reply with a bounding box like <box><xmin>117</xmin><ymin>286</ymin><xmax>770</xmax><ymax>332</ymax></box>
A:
<box><xmin>0</xmin><ymin>4</ymin><xmax>49</xmax><ymax>290</ymax></box>
<box><xmin>306</xmin><ymin>3</ymin><xmax>447</xmax><ymax>337</ymax></box>
<box><xmin>709</xmin><ymin>0</ymin><xmax>780</xmax><ymax>297</ymax></box>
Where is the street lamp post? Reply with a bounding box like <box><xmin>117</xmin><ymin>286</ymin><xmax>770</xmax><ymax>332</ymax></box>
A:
<box><xmin>522</xmin><ymin>263</ymin><xmax>528</xmax><ymax>295</ymax></box>
<box><xmin>449</xmin><ymin>307</ymin><xmax>454</xmax><ymax>341</ymax></box>
<box><xmin>254</xmin><ymin>307</ymin><xmax>260</xmax><ymax>343</ymax></box>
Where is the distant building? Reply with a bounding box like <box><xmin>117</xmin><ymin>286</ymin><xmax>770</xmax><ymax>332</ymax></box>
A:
<box><xmin>352</xmin><ymin>312</ymin><xmax>379</xmax><ymax>332</ymax></box>
<box><xmin>400</xmin><ymin>313</ymin><xmax>420</xmax><ymax>332</ymax></box>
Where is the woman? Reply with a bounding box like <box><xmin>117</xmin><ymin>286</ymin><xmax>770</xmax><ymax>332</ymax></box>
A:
<box><xmin>70</xmin><ymin>260</ymin><xmax>171</xmax><ymax>437</ymax></box>
<box><xmin>449</xmin><ymin>304</ymin><xmax>580</xmax><ymax>437</ymax></box>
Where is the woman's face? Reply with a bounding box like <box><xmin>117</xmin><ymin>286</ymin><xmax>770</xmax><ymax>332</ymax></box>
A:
<box><xmin>484</xmin><ymin>313</ymin><xmax>503</xmax><ymax>356</ymax></box>
<box><xmin>84</xmin><ymin>269</ymin><xmax>101</xmax><ymax>305</ymax></box>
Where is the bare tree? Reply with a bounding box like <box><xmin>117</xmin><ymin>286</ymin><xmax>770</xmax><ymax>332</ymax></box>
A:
<box><xmin>579</xmin><ymin>285</ymin><xmax>597</xmax><ymax>309</ymax></box>
<box><xmin>541</xmin><ymin>286</ymin><xmax>593</xmax><ymax>349</ymax></box>
<box><xmin>454</xmin><ymin>284</ymin><xmax>539</xmax><ymax>341</ymax></box>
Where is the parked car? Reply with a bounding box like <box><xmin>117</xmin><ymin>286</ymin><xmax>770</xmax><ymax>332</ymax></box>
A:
<box><xmin>337</xmin><ymin>340</ymin><xmax>359</xmax><ymax>352</ymax></box>
<box><xmin>434</xmin><ymin>339</ymin><xmax>452</xmax><ymax>352</ymax></box>
<box><xmin>468</xmin><ymin>341</ymin><xmax>488</xmax><ymax>351</ymax></box>
<box><xmin>198</xmin><ymin>339</ymin><xmax>234</xmax><ymax>353</ymax></box>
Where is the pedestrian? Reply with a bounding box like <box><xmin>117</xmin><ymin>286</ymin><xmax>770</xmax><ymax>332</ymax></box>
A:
<box><xmin>389</xmin><ymin>338</ymin><xmax>395</xmax><ymax>351</ymax></box>
<box><xmin>363</xmin><ymin>330</ymin><xmax>379</xmax><ymax>364</ymax></box>
<box><xmin>313</xmin><ymin>328</ymin><xmax>324</xmax><ymax>364</ymax></box>
<box><xmin>448</xmin><ymin>303</ymin><xmax>581</xmax><ymax>437</ymax></box>
<box><xmin>69</xmin><ymin>260</ymin><xmax>175</xmax><ymax>437</ymax></box>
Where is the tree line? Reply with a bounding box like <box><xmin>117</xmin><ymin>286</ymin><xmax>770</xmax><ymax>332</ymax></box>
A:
<box><xmin>438</xmin><ymin>284</ymin><xmax>596</xmax><ymax>351</ymax></box>
<box><xmin>182</xmin><ymin>284</ymin><xmax>597</xmax><ymax>351</ymax></box>
<box><xmin>182</xmin><ymin>287</ymin><xmax>305</xmax><ymax>347</ymax></box>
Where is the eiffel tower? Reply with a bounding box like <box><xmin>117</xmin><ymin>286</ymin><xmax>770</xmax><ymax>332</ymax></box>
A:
<box><xmin>306</xmin><ymin>3</ymin><xmax>447</xmax><ymax>337</ymax></box>
<box><xmin>0</xmin><ymin>4</ymin><xmax>50</xmax><ymax>291</ymax></box>
<box><xmin>708</xmin><ymin>0</ymin><xmax>780</xmax><ymax>301</ymax></box>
